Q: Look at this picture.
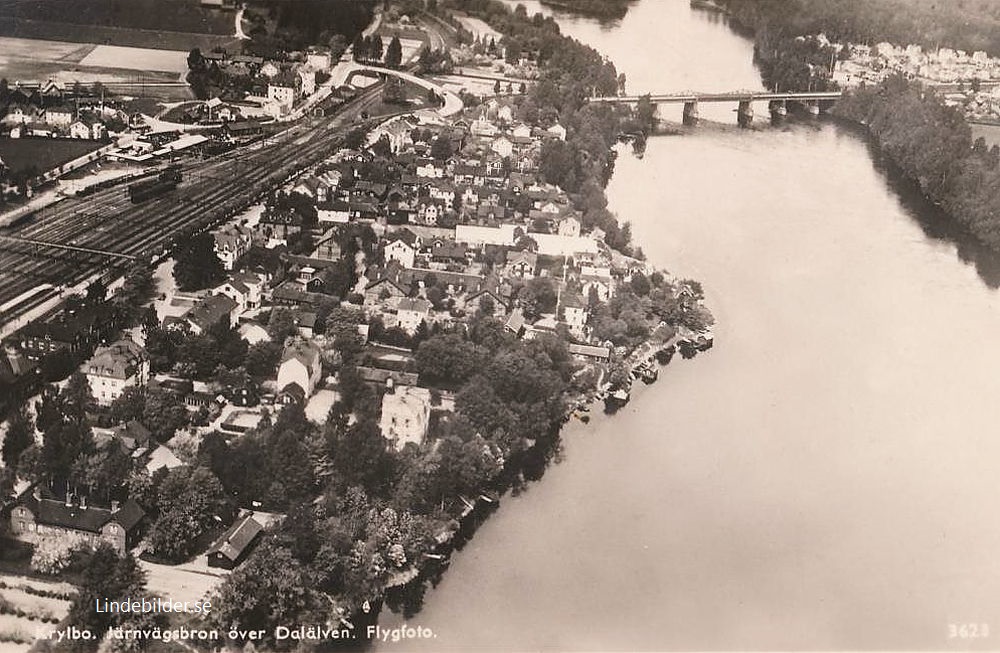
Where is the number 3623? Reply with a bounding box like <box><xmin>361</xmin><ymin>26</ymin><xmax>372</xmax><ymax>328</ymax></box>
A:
<box><xmin>949</xmin><ymin>623</ymin><xmax>990</xmax><ymax>639</ymax></box>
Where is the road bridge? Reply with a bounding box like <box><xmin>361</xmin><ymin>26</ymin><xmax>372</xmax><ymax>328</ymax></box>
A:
<box><xmin>588</xmin><ymin>90</ymin><xmax>843</xmax><ymax>126</ymax></box>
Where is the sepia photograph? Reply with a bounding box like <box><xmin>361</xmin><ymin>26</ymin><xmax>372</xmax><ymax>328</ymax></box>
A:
<box><xmin>0</xmin><ymin>0</ymin><xmax>998</xmax><ymax>651</ymax></box>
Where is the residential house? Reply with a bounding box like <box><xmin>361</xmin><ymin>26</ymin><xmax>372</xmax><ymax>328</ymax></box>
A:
<box><xmin>10</xmin><ymin>491</ymin><xmax>145</xmax><ymax>555</ymax></box>
<box><xmin>215</xmin><ymin>272</ymin><xmax>264</xmax><ymax>312</ymax></box>
<box><xmin>213</xmin><ymin>225</ymin><xmax>253</xmax><ymax>270</ymax></box>
<box><xmin>561</xmin><ymin>293</ymin><xmax>588</xmax><ymax>336</ymax></box>
<box><xmin>69</xmin><ymin>121</ymin><xmax>92</xmax><ymax>139</ymax></box>
<box><xmin>207</xmin><ymin>513</ymin><xmax>264</xmax><ymax>569</ymax></box>
<box><xmin>277</xmin><ymin>339</ymin><xmax>322</xmax><ymax>398</ymax></box>
<box><xmin>379</xmin><ymin>385</ymin><xmax>432</xmax><ymax>450</ymax></box>
<box><xmin>546</xmin><ymin>122</ymin><xmax>567</xmax><ymax>140</ymax></box>
<box><xmin>506</xmin><ymin>250</ymin><xmax>538</xmax><ymax>279</ymax></box>
<box><xmin>491</xmin><ymin>135</ymin><xmax>514</xmax><ymax>157</ymax></box>
<box><xmin>396</xmin><ymin>298</ymin><xmax>431</xmax><ymax>334</ymax></box>
<box><xmin>83</xmin><ymin>338</ymin><xmax>149</xmax><ymax>405</ymax></box>
<box><xmin>267</xmin><ymin>72</ymin><xmax>300</xmax><ymax>112</ymax></box>
<box><xmin>185</xmin><ymin>294</ymin><xmax>239</xmax><ymax>334</ymax></box>
<box><xmin>557</xmin><ymin>215</ymin><xmax>582</xmax><ymax>237</ymax></box>
<box><xmin>44</xmin><ymin>105</ymin><xmax>75</xmax><ymax>127</ymax></box>
<box><xmin>297</xmin><ymin>67</ymin><xmax>316</xmax><ymax>96</ymax></box>
<box><xmin>465</xmin><ymin>288</ymin><xmax>507</xmax><ymax>318</ymax></box>
<box><xmin>363</xmin><ymin>277</ymin><xmax>408</xmax><ymax>309</ymax></box>
<box><xmin>385</xmin><ymin>238</ymin><xmax>417</xmax><ymax>268</ymax></box>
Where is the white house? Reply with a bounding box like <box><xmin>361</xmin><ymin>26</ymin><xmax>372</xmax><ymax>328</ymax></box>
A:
<box><xmin>379</xmin><ymin>385</ymin><xmax>431</xmax><ymax>450</ymax></box>
<box><xmin>306</xmin><ymin>50</ymin><xmax>332</xmax><ymax>71</ymax></box>
<box><xmin>83</xmin><ymin>338</ymin><xmax>149</xmax><ymax>406</ymax></box>
<box><xmin>69</xmin><ymin>121</ymin><xmax>91</xmax><ymax>139</ymax></box>
<box><xmin>396</xmin><ymin>297</ymin><xmax>430</xmax><ymax>334</ymax></box>
<box><xmin>277</xmin><ymin>340</ymin><xmax>323</xmax><ymax>398</ymax></box>
<box><xmin>557</xmin><ymin>215</ymin><xmax>581</xmax><ymax>237</ymax></box>
<box><xmin>215</xmin><ymin>272</ymin><xmax>264</xmax><ymax>313</ymax></box>
<box><xmin>385</xmin><ymin>238</ymin><xmax>417</xmax><ymax>268</ymax></box>
<box><xmin>297</xmin><ymin>68</ymin><xmax>316</xmax><ymax>95</ymax></box>
<box><xmin>491</xmin><ymin>135</ymin><xmax>513</xmax><ymax>158</ymax></box>
<box><xmin>546</xmin><ymin>122</ymin><xmax>567</xmax><ymax>140</ymax></box>
<box><xmin>213</xmin><ymin>225</ymin><xmax>253</xmax><ymax>270</ymax></box>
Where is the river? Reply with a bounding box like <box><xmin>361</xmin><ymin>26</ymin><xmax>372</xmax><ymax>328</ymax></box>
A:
<box><xmin>375</xmin><ymin>1</ymin><xmax>1000</xmax><ymax>649</ymax></box>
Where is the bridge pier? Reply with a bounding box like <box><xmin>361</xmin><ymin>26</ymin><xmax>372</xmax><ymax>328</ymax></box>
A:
<box><xmin>737</xmin><ymin>100</ymin><xmax>753</xmax><ymax>128</ymax></box>
<box><xmin>682</xmin><ymin>101</ymin><xmax>699</xmax><ymax>126</ymax></box>
<box><xmin>768</xmin><ymin>99</ymin><xmax>787</xmax><ymax>122</ymax></box>
<box><xmin>805</xmin><ymin>99</ymin><xmax>820</xmax><ymax>116</ymax></box>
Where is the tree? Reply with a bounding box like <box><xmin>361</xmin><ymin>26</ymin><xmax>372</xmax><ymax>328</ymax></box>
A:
<box><xmin>383</xmin><ymin>76</ymin><xmax>407</xmax><ymax>105</ymax></box>
<box><xmin>67</xmin><ymin>545</ymin><xmax>146</xmax><ymax>649</ymax></box>
<box><xmin>2</xmin><ymin>407</ymin><xmax>34</xmax><ymax>470</ymax></box>
<box><xmin>147</xmin><ymin>466</ymin><xmax>233</xmax><ymax>562</ymax></box>
<box><xmin>209</xmin><ymin>542</ymin><xmax>318</xmax><ymax>650</ymax></box>
<box><xmin>386</xmin><ymin>35</ymin><xmax>403</xmax><ymax>68</ymax></box>
<box><xmin>173</xmin><ymin>233</ymin><xmax>225</xmax><ymax>292</ymax></box>
<box><xmin>430</xmin><ymin>135</ymin><xmax>453</xmax><ymax>160</ymax></box>
<box><xmin>415</xmin><ymin>334</ymin><xmax>486</xmax><ymax>386</ymax></box>
<box><xmin>187</xmin><ymin>48</ymin><xmax>205</xmax><ymax>71</ymax></box>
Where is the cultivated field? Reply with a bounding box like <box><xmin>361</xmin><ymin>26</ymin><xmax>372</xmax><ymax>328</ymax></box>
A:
<box><xmin>0</xmin><ymin>36</ymin><xmax>191</xmax><ymax>92</ymax></box>
<box><xmin>79</xmin><ymin>45</ymin><xmax>189</xmax><ymax>74</ymax></box>
<box><xmin>0</xmin><ymin>575</ymin><xmax>73</xmax><ymax>650</ymax></box>
<box><xmin>0</xmin><ymin>138</ymin><xmax>105</xmax><ymax>176</ymax></box>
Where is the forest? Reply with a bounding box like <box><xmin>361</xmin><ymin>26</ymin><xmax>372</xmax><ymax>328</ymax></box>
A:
<box><xmin>835</xmin><ymin>75</ymin><xmax>1000</xmax><ymax>252</ymax></box>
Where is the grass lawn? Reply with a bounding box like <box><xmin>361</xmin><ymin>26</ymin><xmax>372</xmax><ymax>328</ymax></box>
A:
<box><xmin>0</xmin><ymin>138</ymin><xmax>104</xmax><ymax>176</ymax></box>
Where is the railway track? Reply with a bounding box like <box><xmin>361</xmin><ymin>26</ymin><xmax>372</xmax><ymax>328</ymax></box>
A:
<box><xmin>0</xmin><ymin>86</ymin><xmax>384</xmax><ymax>334</ymax></box>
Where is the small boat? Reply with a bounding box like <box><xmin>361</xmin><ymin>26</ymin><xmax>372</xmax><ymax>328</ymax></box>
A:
<box><xmin>604</xmin><ymin>383</ymin><xmax>631</xmax><ymax>413</ymax></box>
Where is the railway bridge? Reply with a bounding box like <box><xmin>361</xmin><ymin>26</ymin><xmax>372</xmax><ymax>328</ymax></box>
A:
<box><xmin>588</xmin><ymin>90</ymin><xmax>844</xmax><ymax>126</ymax></box>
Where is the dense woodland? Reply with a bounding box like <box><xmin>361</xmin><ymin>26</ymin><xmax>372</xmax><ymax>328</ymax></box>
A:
<box><xmin>539</xmin><ymin>0</ymin><xmax>634</xmax><ymax>20</ymax></box>
<box><xmin>833</xmin><ymin>75</ymin><xmax>1000</xmax><ymax>250</ymax></box>
<box><xmin>722</xmin><ymin>0</ymin><xmax>1000</xmax><ymax>57</ymax></box>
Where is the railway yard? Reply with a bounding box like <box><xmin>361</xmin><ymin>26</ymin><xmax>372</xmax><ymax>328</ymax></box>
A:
<box><xmin>0</xmin><ymin>85</ymin><xmax>384</xmax><ymax>337</ymax></box>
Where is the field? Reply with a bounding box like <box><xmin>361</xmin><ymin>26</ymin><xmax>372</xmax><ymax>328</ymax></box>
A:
<box><xmin>0</xmin><ymin>575</ymin><xmax>73</xmax><ymax>649</ymax></box>
<box><xmin>0</xmin><ymin>36</ymin><xmax>193</xmax><ymax>100</ymax></box>
<box><xmin>0</xmin><ymin>138</ymin><xmax>104</xmax><ymax>176</ymax></box>
<box><xmin>80</xmin><ymin>45</ymin><xmax>189</xmax><ymax>74</ymax></box>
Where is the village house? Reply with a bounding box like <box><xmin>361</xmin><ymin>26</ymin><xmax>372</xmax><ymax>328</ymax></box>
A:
<box><xmin>561</xmin><ymin>293</ymin><xmax>589</xmax><ymax>336</ymax></box>
<box><xmin>379</xmin><ymin>384</ymin><xmax>432</xmax><ymax>450</ymax></box>
<box><xmin>178</xmin><ymin>294</ymin><xmax>239</xmax><ymax>334</ymax></box>
<box><xmin>396</xmin><ymin>297</ymin><xmax>431</xmax><ymax>334</ymax></box>
<box><xmin>215</xmin><ymin>272</ymin><xmax>264</xmax><ymax>312</ymax></box>
<box><xmin>43</xmin><ymin>105</ymin><xmax>75</xmax><ymax>127</ymax></box>
<box><xmin>277</xmin><ymin>339</ymin><xmax>322</xmax><ymax>398</ymax></box>
<box><xmin>506</xmin><ymin>250</ymin><xmax>538</xmax><ymax>279</ymax></box>
<box><xmin>10</xmin><ymin>490</ymin><xmax>145</xmax><ymax>556</ymax></box>
<box><xmin>385</xmin><ymin>238</ymin><xmax>417</xmax><ymax>268</ymax></box>
<box><xmin>267</xmin><ymin>72</ymin><xmax>300</xmax><ymax>113</ymax></box>
<box><xmin>213</xmin><ymin>225</ymin><xmax>253</xmax><ymax>270</ymax></box>
<box><xmin>83</xmin><ymin>338</ymin><xmax>149</xmax><ymax>405</ymax></box>
<box><xmin>206</xmin><ymin>512</ymin><xmax>264</xmax><ymax>569</ymax></box>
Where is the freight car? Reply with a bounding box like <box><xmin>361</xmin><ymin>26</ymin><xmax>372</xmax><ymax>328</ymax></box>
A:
<box><xmin>127</xmin><ymin>165</ymin><xmax>182</xmax><ymax>203</ymax></box>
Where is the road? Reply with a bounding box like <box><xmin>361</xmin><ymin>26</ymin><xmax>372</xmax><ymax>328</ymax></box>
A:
<box><xmin>0</xmin><ymin>87</ymin><xmax>385</xmax><ymax>336</ymax></box>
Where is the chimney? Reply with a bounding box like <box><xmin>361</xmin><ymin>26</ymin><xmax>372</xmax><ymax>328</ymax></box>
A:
<box><xmin>111</xmin><ymin>500</ymin><xmax>120</xmax><ymax>513</ymax></box>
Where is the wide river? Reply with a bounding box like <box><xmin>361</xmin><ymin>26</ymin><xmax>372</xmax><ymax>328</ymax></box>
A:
<box><xmin>377</xmin><ymin>1</ymin><xmax>1000</xmax><ymax>649</ymax></box>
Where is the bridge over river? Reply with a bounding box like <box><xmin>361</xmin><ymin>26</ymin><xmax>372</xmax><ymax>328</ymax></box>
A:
<box><xmin>588</xmin><ymin>90</ymin><xmax>844</xmax><ymax>126</ymax></box>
